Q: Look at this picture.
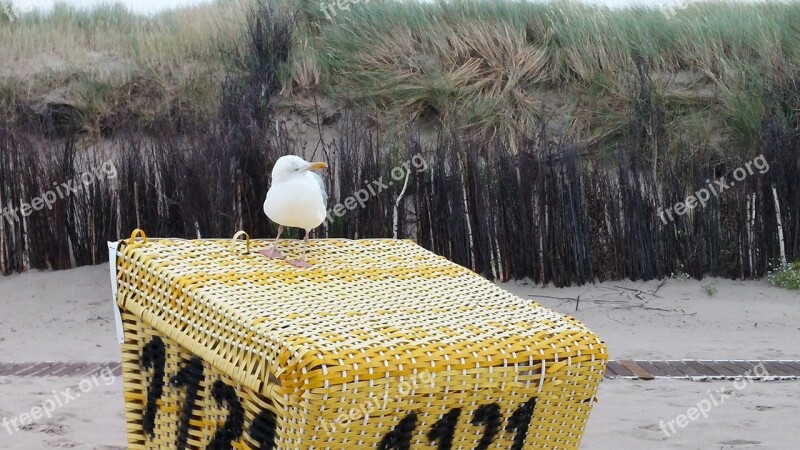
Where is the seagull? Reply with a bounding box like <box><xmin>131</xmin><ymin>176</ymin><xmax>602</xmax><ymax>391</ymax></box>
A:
<box><xmin>262</xmin><ymin>155</ymin><xmax>328</xmax><ymax>268</ymax></box>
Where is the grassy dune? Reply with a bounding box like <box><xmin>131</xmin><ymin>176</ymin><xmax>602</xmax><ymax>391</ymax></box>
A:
<box><xmin>1</xmin><ymin>0</ymin><xmax>799</xmax><ymax>154</ymax></box>
<box><xmin>310</xmin><ymin>0</ymin><xmax>799</xmax><ymax>146</ymax></box>
<box><xmin>0</xmin><ymin>0</ymin><xmax>247</xmax><ymax>130</ymax></box>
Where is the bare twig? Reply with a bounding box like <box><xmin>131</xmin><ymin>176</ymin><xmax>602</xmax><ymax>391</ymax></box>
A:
<box><xmin>529</xmin><ymin>294</ymin><xmax>580</xmax><ymax>302</ymax></box>
<box><xmin>652</xmin><ymin>279</ymin><xmax>668</xmax><ymax>295</ymax></box>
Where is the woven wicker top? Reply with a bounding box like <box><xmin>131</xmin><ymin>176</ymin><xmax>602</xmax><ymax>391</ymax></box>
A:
<box><xmin>115</xmin><ymin>236</ymin><xmax>606</xmax><ymax>395</ymax></box>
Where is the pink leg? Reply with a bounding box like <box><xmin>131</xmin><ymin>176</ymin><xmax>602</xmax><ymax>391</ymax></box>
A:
<box><xmin>287</xmin><ymin>230</ymin><xmax>312</xmax><ymax>268</ymax></box>
<box><xmin>260</xmin><ymin>225</ymin><xmax>285</xmax><ymax>259</ymax></box>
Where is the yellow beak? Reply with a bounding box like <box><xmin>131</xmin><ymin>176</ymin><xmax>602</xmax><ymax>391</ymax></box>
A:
<box><xmin>308</xmin><ymin>161</ymin><xmax>328</xmax><ymax>171</ymax></box>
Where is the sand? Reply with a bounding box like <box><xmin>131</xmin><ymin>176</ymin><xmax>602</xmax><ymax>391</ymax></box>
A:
<box><xmin>0</xmin><ymin>263</ymin><xmax>797</xmax><ymax>449</ymax></box>
<box><xmin>503</xmin><ymin>278</ymin><xmax>800</xmax><ymax>360</ymax></box>
<box><xmin>0</xmin><ymin>375</ymin><xmax>125</xmax><ymax>450</ymax></box>
<box><xmin>585</xmin><ymin>379</ymin><xmax>800</xmax><ymax>449</ymax></box>
<box><xmin>0</xmin><ymin>265</ymin><xmax>120</xmax><ymax>363</ymax></box>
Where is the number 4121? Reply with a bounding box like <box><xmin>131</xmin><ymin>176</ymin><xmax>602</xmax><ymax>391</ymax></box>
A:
<box><xmin>378</xmin><ymin>397</ymin><xmax>537</xmax><ymax>450</ymax></box>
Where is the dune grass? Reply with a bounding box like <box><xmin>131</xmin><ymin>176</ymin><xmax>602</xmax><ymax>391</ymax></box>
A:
<box><xmin>304</xmin><ymin>0</ymin><xmax>800</xmax><ymax>147</ymax></box>
<box><xmin>1</xmin><ymin>0</ymin><xmax>799</xmax><ymax>153</ymax></box>
<box><xmin>769</xmin><ymin>260</ymin><xmax>800</xmax><ymax>290</ymax></box>
<box><xmin>0</xmin><ymin>0</ymin><xmax>249</xmax><ymax>129</ymax></box>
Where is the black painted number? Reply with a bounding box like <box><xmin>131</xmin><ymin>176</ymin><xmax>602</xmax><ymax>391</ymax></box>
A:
<box><xmin>171</xmin><ymin>356</ymin><xmax>204</xmax><ymax>450</ymax></box>
<box><xmin>208</xmin><ymin>380</ymin><xmax>245</xmax><ymax>450</ymax></box>
<box><xmin>140</xmin><ymin>337</ymin><xmax>166</xmax><ymax>436</ymax></box>
<box><xmin>427</xmin><ymin>408</ymin><xmax>461</xmax><ymax>450</ymax></box>
<box><xmin>506</xmin><ymin>398</ymin><xmax>537</xmax><ymax>450</ymax></box>
<box><xmin>378</xmin><ymin>398</ymin><xmax>537</xmax><ymax>449</ymax></box>
<box><xmin>249</xmin><ymin>410</ymin><xmax>278</xmax><ymax>450</ymax></box>
<box><xmin>377</xmin><ymin>413</ymin><xmax>417</xmax><ymax>450</ymax></box>
<box><xmin>471</xmin><ymin>403</ymin><xmax>502</xmax><ymax>450</ymax></box>
<box><xmin>139</xmin><ymin>338</ymin><xmax>280</xmax><ymax>449</ymax></box>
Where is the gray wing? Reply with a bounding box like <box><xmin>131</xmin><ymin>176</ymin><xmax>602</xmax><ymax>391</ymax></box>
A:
<box><xmin>307</xmin><ymin>170</ymin><xmax>328</xmax><ymax>205</ymax></box>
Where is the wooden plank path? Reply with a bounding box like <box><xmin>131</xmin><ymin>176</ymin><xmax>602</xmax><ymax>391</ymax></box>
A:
<box><xmin>0</xmin><ymin>361</ymin><xmax>798</xmax><ymax>380</ymax></box>
<box><xmin>605</xmin><ymin>360</ymin><xmax>800</xmax><ymax>381</ymax></box>
<box><xmin>0</xmin><ymin>362</ymin><xmax>122</xmax><ymax>378</ymax></box>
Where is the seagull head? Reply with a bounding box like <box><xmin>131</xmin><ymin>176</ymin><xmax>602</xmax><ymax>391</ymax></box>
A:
<box><xmin>271</xmin><ymin>155</ymin><xmax>327</xmax><ymax>183</ymax></box>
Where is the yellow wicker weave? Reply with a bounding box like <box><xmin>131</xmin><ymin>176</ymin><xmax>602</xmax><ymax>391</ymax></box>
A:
<box><xmin>113</xmin><ymin>230</ymin><xmax>607</xmax><ymax>449</ymax></box>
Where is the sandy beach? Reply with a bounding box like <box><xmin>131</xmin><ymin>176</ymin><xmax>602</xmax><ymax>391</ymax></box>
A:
<box><xmin>0</xmin><ymin>264</ymin><xmax>797</xmax><ymax>449</ymax></box>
